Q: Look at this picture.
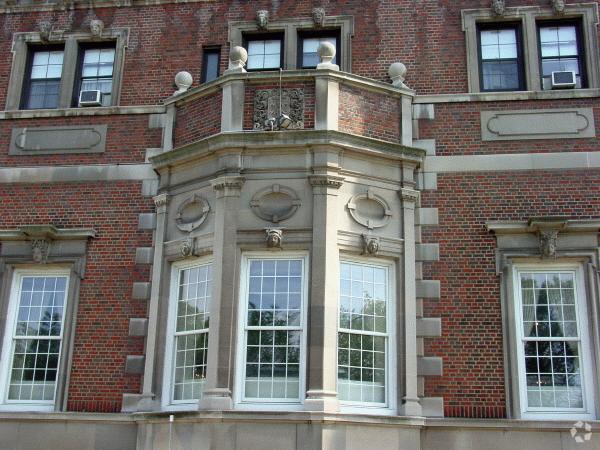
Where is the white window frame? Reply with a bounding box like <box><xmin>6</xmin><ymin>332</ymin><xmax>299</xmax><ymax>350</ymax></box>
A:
<box><xmin>161</xmin><ymin>256</ymin><xmax>212</xmax><ymax>411</ymax></box>
<box><xmin>234</xmin><ymin>252</ymin><xmax>309</xmax><ymax>410</ymax></box>
<box><xmin>337</xmin><ymin>256</ymin><xmax>397</xmax><ymax>415</ymax></box>
<box><xmin>512</xmin><ymin>262</ymin><xmax>595</xmax><ymax>420</ymax></box>
<box><xmin>0</xmin><ymin>268</ymin><xmax>71</xmax><ymax>412</ymax></box>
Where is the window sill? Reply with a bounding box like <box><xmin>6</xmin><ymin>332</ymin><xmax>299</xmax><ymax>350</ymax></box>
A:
<box><xmin>414</xmin><ymin>88</ymin><xmax>600</xmax><ymax>103</ymax></box>
<box><xmin>0</xmin><ymin>105</ymin><xmax>166</xmax><ymax>120</ymax></box>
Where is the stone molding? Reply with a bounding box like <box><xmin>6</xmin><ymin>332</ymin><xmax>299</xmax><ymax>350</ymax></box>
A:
<box><xmin>413</xmin><ymin>88</ymin><xmax>600</xmax><ymax>104</ymax></box>
<box><xmin>0</xmin><ymin>225</ymin><xmax>96</xmax><ymax>242</ymax></box>
<box><xmin>175</xmin><ymin>194</ymin><xmax>210</xmax><ymax>232</ymax></box>
<box><xmin>253</xmin><ymin>88</ymin><xmax>305</xmax><ymax>130</ymax></box>
<box><xmin>211</xmin><ymin>176</ymin><xmax>245</xmax><ymax>198</ymax></box>
<box><xmin>0</xmin><ymin>105</ymin><xmax>164</xmax><ymax>120</ymax></box>
<box><xmin>250</xmin><ymin>184</ymin><xmax>301</xmax><ymax>224</ymax></box>
<box><xmin>346</xmin><ymin>189</ymin><xmax>392</xmax><ymax>230</ymax></box>
<box><xmin>308</xmin><ymin>174</ymin><xmax>344</xmax><ymax>189</ymax></box>
<box><xmin>10</xmin><ymin>125</ymin><xmax>107</xmax><ymax>155</ymax></box>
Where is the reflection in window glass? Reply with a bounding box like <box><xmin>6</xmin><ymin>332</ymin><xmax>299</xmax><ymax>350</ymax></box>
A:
<box><xmin>243</xmin><ymin>258</ymin><xmax>304</xmax><ymax>401</ymax></box>
<box><xmin>519</xmin><ymin>271</ymin><xmax>584</xmax><ymax>410</ymax></box>
<box><xmin>246</xmin><ymin>39</ymin><xmax>281</xmax><ymax>70</ymax></box>
<box><xmin>338</xmin><ymin>262</ymin><xmax>388</xmax><ymax>405</ymax></box>
<box><xmin>26</xmin><ymin>50</ymin><xmax>64</xmax><ymax>109</ymax></box>
<box><xmin>539</xmin><ymin>25</ymin><xmax>582</xmax><ymax>89</ymax></box>
<box><xmin>479</xmin><ymin>28</ymin><xmax>521</xmax><ymax>91</ymax></box>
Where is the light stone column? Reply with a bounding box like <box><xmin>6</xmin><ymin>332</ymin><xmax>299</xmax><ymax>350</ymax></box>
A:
<box><xmin>140</xmin><ymin>193</ymin><xmax>169</xmax><ymax>407</ymax></box>
<box><xmin>220</xmin><ymin>80</ymin><xmax>245</xmax><ymax>132</ymax></box>
<box><xmin>58</xmin><ymin>37</ymin><xmax>79</xmax><ymax>109</ymax></box>
<box><xmin>399</xmin><ymin>187</ymin><xmax>422</xmax><ymax>416</ymax></box>
<box><xmin>305</xmin><ymin>173</ymin><xmax>344</xmax><ymax>412</ymax></box>
<box><xmin>199</xmin><ymin>175</ymin><xmax>245</xmax><ymax>410</ymax></box>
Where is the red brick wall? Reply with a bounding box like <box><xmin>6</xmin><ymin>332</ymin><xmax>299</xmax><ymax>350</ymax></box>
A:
<box><xmin>173</xmin><ymin>91</ymin><xmax>222</xmax><ymax>148</ymax></box>
<box><xmin>0</xmin><ymin>181</ymin><xmax>154</xmax><ymax>412</ymax></box>
<box><xmin>421</xmin><ymin>169</ymin><xmax>600</xmax><ymax>418</ymax></box>
<box><xmin>0</xmin><ymin>114</ymin><xmax>161</xmax><ymax>166</ymax></box>
<box><xmin>338</xmin><ymin>84</ymin><xmax>401</xmax><ymax>141</ymax></box>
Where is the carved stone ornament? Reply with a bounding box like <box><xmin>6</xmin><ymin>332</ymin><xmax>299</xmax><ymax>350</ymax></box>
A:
<box><xmin>491</xmin><ymin>0</ymin><xmax>506</xmax><ymax>16</ymax></box>
<box><xmin>362</xmin><ymin>235</ymin><xmax>380</xmax><ymax>256</ymax></box>
<box><xmin>256</xmin><ymin>10</ymin><xmax>269</xmax><ymax>29</ymax></box>
<box><xmin>551</xmin><ymin>0</ymin><xmax>565</xmax><ymax>15</ymax></box>
<box><xmin>250</xmin><ymin>184</ymin><xmax>301</xmax><ymax>224</ymax></box>
<box><xmin>347</xmin><ymin>189</ymin><xmax>392</xmax><ymax>230</ymax></box>
<box><xmin>180</xmin><ymin>237</ymin><xmax>194</xmax><ymax>258</ymax></box>
<box><xmin>312</xmin><ymin>7</ymin><xmax>326</xmax><ymax>27</ymax></box>
<box><xmin>175</xmin><ymin>194</ymin><xmax>211</xmax><ymax>233</ymax></box>
<box><xmin>38</xmin><ymin>21</ymin><xmax>52</xmax><ymax>41</ymax></box>
<box><xmin>90</xmin><ymin>19</ymin><xmax>104</xmax><ymax>38</ymax></box>
<box><xmin>31</xmin><ymin>239</ymin><xmax>50</xmax><ymax>264</ymax></box>
<box><xmin>266</xmin><ymin>228</ymin><xmax>283</xmax><ymax>248</ymax></box>
<box><xmin>253</xmin><ymin>89</ymin><xmax>304</xmax><ymax>130</ymax></box>
<box><xmin>538</xmin><ymin>229</ymin><xmax>559</xmax><ymax>258</ymax></box>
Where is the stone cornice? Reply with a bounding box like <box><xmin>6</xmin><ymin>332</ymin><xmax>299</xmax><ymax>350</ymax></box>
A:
<box><xmin>486</xmin><ymin>218</ymin><xmax>600</xmax><ymax>234</ymax></box>
<box><xmin>0</xmin><ymin>105</ymin><xmax>165</xmax><ymax>120</ymax></box>
<box><xmin>413</xmin><ymin>88</ymin><xmax>600</xmax><ymax>104</ymax></box>
<box><xmin>0</xmin><ymin>225</ymin><xmax>96</xmax><ymax>241</ymax></box>
<box><xmin>0</xmin><ymin>0</ymin><xmax>215</xmax><ymax>14</ymax></box>
<box><xmin>150</xmin><ymin>130</ymin><xmax>425</xmax><ymax>170</ymax></box>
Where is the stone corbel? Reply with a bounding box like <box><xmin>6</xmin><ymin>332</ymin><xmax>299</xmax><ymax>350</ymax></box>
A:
<box><xmin>31</xmin><ymin>239</ymin><xmax>50</xmax><ymax>264</ymax></box>
<box><xmin>528</xmin><ymin>217</ymin><xmax>567</xmax><ymax>259</ymax></box>
<box><xmin>362</xmin><ymin>234</ymin><xmax>380</xmax><ymax>256</ymax></box>
<box><xmin>265</xmin><ymin>228</ymin><xmax>283</xmax><ymax>248</ymax></box>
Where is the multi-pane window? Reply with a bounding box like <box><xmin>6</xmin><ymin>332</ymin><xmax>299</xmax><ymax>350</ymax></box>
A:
<box><xmin>478</xmin><ymin>26</ymin><xmax>523</xmax><ymax>91</ymax></box>
<box><xmin>246</xmin><ymin>37</ymin><xmax>283</xmax><ymax>70</ymax></box>
<box><xmin>24</xmin><ymin>50</ymin><xmax>64</xmax><ymax>109</ymax></box>
<box><xmin>170</xmin><ymin>263</ymin><xmax>212</xmax><ymax>403</ymax></box>
<box><xmin>201</xmin><ymin>48</ymin><xmax>220</xmax><ymax>83</ymax></box>
<box><xmin>0</xmin><ymin>272</ymin><xmax>69</xmax><ymax>408</ymax></box>
<box><xmin>338</xmin><ymin>261</ymin><xmax>389</xmax><ymax>405</ymax></box>
<box><xmin>515</xmin><ymin>268</ymin><xmax>591</xmax><ymax>416</ymax></box>
<box><xmin>78</xmin><ymin>47</ymin><xmax>115</xmax><ymax>106</ymax></box>
<box><xmin>539</xmin><ymin>23</ymin><xmax>584</xmax><ymax>89</ymax></box>
<box><xmin>299</xmin><ymin>34</ymin><xmax>338</xmax><ymax>68</ymax></box>
<box><xmin>240</xmin><ymin>257</ymin><xmax>306</xmax><ymax>402</ymax></box>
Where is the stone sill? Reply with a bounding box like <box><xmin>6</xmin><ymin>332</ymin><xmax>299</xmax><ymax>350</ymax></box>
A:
<box><xmin>414</xmin><ymin>88</ymin><xmax>600</xmax><ymax>104</ymax></box>
<box><xmin>0</xmin><ymin>105</ymin><xmax>166</xmax><ymax>120</ymax></box>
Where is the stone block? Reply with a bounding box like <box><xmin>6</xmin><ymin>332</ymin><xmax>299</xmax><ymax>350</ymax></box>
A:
<box><xmin>413</xmin><ymin>139</ymin><xmax>436</xmax><ymax>155</ymax></box>
<box><xmin>416</xmin><ymin>318</ymin><xmax>442</xmax><ymax>337</ymax></box>
<box><xmin>132</xmin><ymin>282</ymin><xmax>151</xmax><ymax>300</ymax></box>
<box><xmin>417</xmin><ymin>356</ymin><xmax>443</xmax><ymax>376</ymax></box>
<box><xmin>416</xmin><ymin>243</ymin><xmax>439</xmax><ymax>261</ymax></box>
<box><xmin>135</xmin><ymin>247</ymin><xmax>154</xmax><ymax>265</ymax></box>
<box><xmin>129</xmin><ymin>318</ymin><xmax>148</xmax><ymax>337</ymax></box>
<box><xmin>141</xmin><ymin>179</ymin><xmax>159</xmax><ymax>197</ymax></box>
<box><xmin>138</xmin><ymin>213</ymin><xmax>157</xmax><ymax>230</ymax></box>
<box><xmin>413</xmin><ymin>103</ymin><xmax>435</xmax><ymax>120</ymax></box>
<box><xmin>124</xmin><ymin>355</ymin><xmax>145</xmax><ymax>374</ymax></box>
<box><xmin>416</xmin><ymin>208</ymin><xmax>439</xmax><ymax>226</ymax></box>
<box><xmin>148</xmin><ymin>113</ymin><xmax>166</xmax><ymax>129</ymax></box>
<box><xmin>421</xmin><ymin>397</ymin><xmax>444</xmax><ymax>417</ymax></box>
<box><xmin>416</xmin><ymin>280</ymin><xmax>440</xmax><ymax>299</ymax></box>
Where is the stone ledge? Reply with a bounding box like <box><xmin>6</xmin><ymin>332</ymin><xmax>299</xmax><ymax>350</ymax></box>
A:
<box><xmin>414</xmin><ymin>88</ymin><xmax>600</xmax><ymax>104</ymax></box>
<box><xmin>129</xmin><ymin>318</ymin><xmax>148</xmax><ymax>337</ymax></box>
<box><xmin>417</xmin><ymin>357</ymin><xmax>443</xmax><ymax>377</ymax></box>
<box><xmin>0</xmin><ymin>105</ymin><xmax>165</xmax><ymax>120</ymax></box>
<box><xmin>416</xmin><ymin>280</ymin><xmax>440</xmax><ymax>300</ymax></box>
<box><xmin>421</xmin><ymin>397</ymin><xmax>444</xmax><ymax>417</ymax></box>
<box><xmin>132</xmin><ymin>282</ymin><xmax>151</xmax><ymax>300</ymax></box>
<box><xmin>135</xmin><ymin>247</ymin><xmax>154</xmax><ymax>265</ymax></box>
<box><xmin>416</xmin><ymin>243</ymin><xmax>439</xmax><ymax>262</ymax></box>
<box><xmin>416</xmin><ymin>318</ymin><xmax>442</xmax><ymax>338</ymax></box>
<box><xmin>138</xmin><ymin>213</ymin><xmax>157</xmax><ymax>231</ymax></box>
<box><xmin>416</xmin><ymin>208</ymin><xmax>439</xmax><ymax>226</ymax></box>
<box><xmin>124</xmin><ymin>355</ymin><xmax>145</xmax><ymax>374</ymax></box>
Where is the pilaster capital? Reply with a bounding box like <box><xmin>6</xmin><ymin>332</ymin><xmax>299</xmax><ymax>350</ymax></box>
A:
<box><xmin>399</xmin><ymin>188</ymin><xmax>420</xmax><ymax>208</ymax></box>
<box><xmin>153</xmin><ymin>193</ymin><xmax>169</xmax><ymax>213</ymax></box>
<box><xmin>308</xmin><ymin>174</ymin><xmax>344</xmax><ymax>190</ymax></box>
<box><xmin>211</xmin><ymin>175</ymin><xmax>245</xmax><ymax>198</ymax></box>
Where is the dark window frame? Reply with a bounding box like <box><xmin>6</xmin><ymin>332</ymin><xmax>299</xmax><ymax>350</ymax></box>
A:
<box><xmin>536</xmin><ymin>19</ymin><xmax>587</xmax><ymax>89</ymax></box>
<box><xmin>297</xmin><ymin>29</ymin><xmax>341</xmax><ymax>69</ymax></box>
<box><xmin>72</xmin><ymin>41</ymin><xmax>116</xmax><ymax>107</ymax></box>
<box><xmin>476</xmin><ymin>22</ymin><xmax>526</xmax><ymax>92</ymax></box>
<box><xmin>242</xmin><ymin>32</ymin><xmax>285</xmax><ymax>71</ymax></box>
<box><xmin>201</xmin><ymin>46</ymin><xmax>221</xmax><ymax>83</ymax></box>
<box><xmin>20</xmin><ymin>44</ymin><xmax>65</xmax><ymax>110</ymax></box>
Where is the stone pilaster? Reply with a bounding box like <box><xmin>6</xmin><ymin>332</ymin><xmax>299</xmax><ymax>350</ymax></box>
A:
<box><xmin>304</xmin><ymin>174</ymin><xmax>344</xmax><ymax>412</ymax></box>
<box><xmin>399</xmin><ymin>187</ymin><xmax>422</xmax><ymax>416</ymax></box>
<box><xmin>199</xmin><ymin>176</ymin><xmax>245</xmax><ymax>410</ymax></box>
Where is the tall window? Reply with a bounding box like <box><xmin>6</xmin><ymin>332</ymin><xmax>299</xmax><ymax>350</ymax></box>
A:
<box><xmin>298</xmin><ymin>32</ymin><xmax>339</xmax><ymax>68</ymax></box>
<box><xmin>338</xmin><ymin>261</ymin><xmax>390</xmax><ymax>406</ymax></box>
<box><xmin>23</xmin><ymin>49</ymin><xmax>64</xmax><ymax>109</ymax></box>
<box><xmin>168</xmin><ymin>262</ymin><xmax>212</xmax><ymax>403</ymax></box>
<box><xmin>77</xmin><ymin>47</ymin><xmax>115</xmax><ymax>106</ymax></box>
<box><xmin>514</xmin><ymin>266</ymin><xmax>594</xmax><ymax>418</ymax></box>
<box><xmin>478</xmin><ymin>25</ymin><xmax>524</xmax><ymax>91</ymax></box>
<box><xmin>245</xmin><ymin>35</ymin><xmax>283</xmax><ymax>70</ymax></box>
<box><xmin>0</xmin><ymin>270</ymin><xmax>70</xmax><ymax>410</ymax></box>
<box><xmin>238</xmin><ymin>255</ymin><xmax>307</xmax><ymax>403</ymax></box>
<box><xmin>201</xmin><ymin>48</ymin><xmax>220</xmax><ymax>83</ymax></box>
<box><xmin>538</xmin><ymin>23</ymin><xmax>584</xmax><ymax>89</ymax></box>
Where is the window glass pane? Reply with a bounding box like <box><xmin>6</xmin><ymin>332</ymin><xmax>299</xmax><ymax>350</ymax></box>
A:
<box><xmin>246</xmin><ymin>39</ymin><xmax>281</xmax><ymax>69</ymax></box>
<box><xmin>83</xmin><ymin>49</ymin><xmax>100</xmax><ymax>64</ymax></box>
<box><xmin>263</xmin><ymin>54</ymin><xmax>281</xmax><ymax>69</ymax></box>
<box><xmin>99</xmin><ymin>49</ymin><xmax>115</xmax><ymax>63</ymax></box>
<box><xmin>246</xmin><ymin>55</ymin><xmax>263</xmax><ymax>70</ymax></box>
<box><xmin>302</xmin><ymin>36</ymin><xmax>337</xmax><ymax>67</ymax></box>
<box><xmin>243</xmin><ymin>258</ymin><xmax>304</xmax><ymax>401</ymax></box>
<box><xmin>32</xmin><ymin>51</ymin><xmax>50</xmax><ymax>66</ymax></box>
<box><xmin>247</xmin><ymin>41</ymin><xmax>265</xmax><ymax>55</ymax></box>
<box><xmin>204</xmin><ymin>51</ymin><xmax>219</xmax><ymax>82</ymax></box>
<box><xmin>482</xmin><ymin>61</ymin><xmax>519</xmax><ymax>90</ymax></box>
<box><xmin>264</xmin><ymin>40</ymin><xmax>281</xmax><ymax>55</ymax></box>
<box><xmin>171</xmin><ymin>264</ymin><xmax>212</xmax><ymax>402</ymax></box>
<box><xmin>541</xmin><ymin>42</ymin><xmax>560</xmax><ymax>57</ymax></box>
<box><xmin>498</xmin><ymin>29</ymin><xmax>516</xmax><ymax>44</ymax></box>
<box><xmin>79</xmin><ymin>47</ymin><xmax>115</xmax><ymax>106</ymax></box>
<box><xmin>338</xmin><ymin>262</ymin><xmax>388</xmax><ymax>405</ymax></box>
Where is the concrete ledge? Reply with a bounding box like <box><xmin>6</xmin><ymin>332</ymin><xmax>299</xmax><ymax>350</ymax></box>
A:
<box><xmin>416</xmin><ymin>243</ymin><xmax>439</xmax><ymax>262</ymax></box>
<box><xmin>0</xmin><ymin>105</ymin><xmax>166</xmax><ymax>120</ymax></box>
<box><xmin>416</xmin><ymin>318</ymin><xmax>442</xmax><ymax>338</ymax></box>
<box><xmin>145</xmin><ymin>148</ymin><xmax>163</xmax><ymax>162</ymax></box>
<box><xmin>125</xmin><ymin>355</ymin><xmax>145</xmax><ymax>374</ymax></box>
<box><xmin>416</xmin><ymin>280</ymin><xmax>441</xmax><ymax>299</ymax></box>
<box><xmin>135</xmin><ymin>247</ymin><xmax>154</xmax><ymax>265</ymax></box>
<box><xmin>0</xmin><ymin>164</ymin><xmax>156</xmax><ymax>184</ymax></box>
<box><xmin>132</xmin><ymin>282</ymin><xmax>151</xmax><ymax>300</ymax></box>
<box><xmin>416</xmin><ymin>208</ymin><xmax>439</xmax><ymax>226</ymax></box>
<box><xmin>138</xmin><ymin>213</ymin><xmax>157</xmax><ymax>230</ymax></box>
<box><xmin>421</xmin><ymin>397</ymin><xmax>444</xmax><ymax>417</ymax></box>
<box><xmin>129</xmin><ymin>318</ymin><xmax>148</xmax><ymax>337</ymax></box>
<box><xmin>417</xmin><ymin>357</ymin><xmax>443</xmax><ymax>377</ymax></box>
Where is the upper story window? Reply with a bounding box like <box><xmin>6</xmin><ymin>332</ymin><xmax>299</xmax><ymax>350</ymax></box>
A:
<box><xmin>298</xmin><ymin>31</ymin><xmax>339</xmax><ymax>68</ymax></box>
<box><xmin>201</xmin><ymin>47</ymin><xmax>221</xmax><ymax>83</ymax></box>
<box><xmin>245</xmin><ymin>34</ymin><xmax>284</xmax><ymax>70</ymax></box>
<box><xmin>0</xmin><ymin>269</ymin><xmax>70</xmax><ymax>411</ymax></box>
<box><xmin>478</xmin><ymin>25</ymin><xmax>524</xmax><ymax>91</ymax></box>
<box><xmin>538</xmin><ymin>22</ymin><xmax>585</xmax><ymax>89</ymax></box>
<box><xmin>76</xmin><ymin>46</ymin><xmax>115</xmax><ymax>107</ymax></box>
<box><xmin>23</xmin><ymin>48</ymin><xmax>64</xmax><ymax>109</ymax></box>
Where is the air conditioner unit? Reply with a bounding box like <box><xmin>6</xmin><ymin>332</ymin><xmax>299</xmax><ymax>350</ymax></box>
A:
<box><xmin>78</xmin><ymin>90</ymin><xmax>102</xmax><ymax>106</ymax></box>
<box><xmin>550</xmin><ymin>71</ymin><xmax>576</xmax><ymax>89</ymax></box>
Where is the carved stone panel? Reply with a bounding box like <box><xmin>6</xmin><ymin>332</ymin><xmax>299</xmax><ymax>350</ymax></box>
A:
<box><xmin>253</xmin><ymin>89</ymin><xmax>304</xmax><ymax>130</ymax></box>
<box><xmin>347</xmin><ymin>190</ymin><xmax>392</xmax><ymax>230</ymax></box>
<box><xmin>175</xmin><ymin>194</ymin><xmax>211</xmax><ymax>233</ymax></box>
<box><xmin>10</xmin><ymin>125</ymin><xmax>108</xmax><ymax>155</ymax></box>
<box><xmin>250</xmin><ymin>184</ymin><xmax>301</xmax><ymax>223</ymax></box>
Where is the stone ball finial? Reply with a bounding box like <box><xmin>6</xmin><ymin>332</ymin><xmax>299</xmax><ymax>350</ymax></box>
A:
<box><xmin>389</xmin><ymin>62</ymin><xmax>408</xmax><ymax>89</ymax></box>
<box><xmin>174</xmin><ymin>71</ymin><xmax>193</xmax><ymax>95</ymax></box>
<box><xmin>226</xmin><ymin>45</ymin><xmax>248</xmax><ymax>73</ymax></box>
<box><xmin>316</xmin><ymin>41</ymin><xmax>339</xmax><ymax>70</ymax></box>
